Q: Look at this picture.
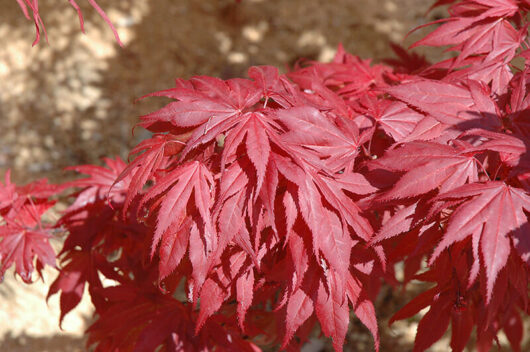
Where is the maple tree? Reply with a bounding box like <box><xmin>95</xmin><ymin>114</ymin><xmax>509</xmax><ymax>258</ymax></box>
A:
<box><xmin>1</xmin><ymin>0</ymin><xmax>529</xmax><ymax>351</ymax></box>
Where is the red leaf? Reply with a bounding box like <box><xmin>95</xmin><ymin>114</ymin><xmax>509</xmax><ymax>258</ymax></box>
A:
<box><xmin>278</xmin><ymin>107</ymin><xmax>362</xmax><ymax>173</ymax></box>
<box><xmin>346</xmin><ymin>273</ymin><xmax>380</xmax><ymax>351</ymax></box>
<box><xmin>296</xmin><ymin>175</ymin><xmax>353</xmax><ymax>277</ymax></box>
<box><xmin>315</xmin><ymin>273</ymin><xmax>349</xmax><ymax>351</ymax></box>
<box><xmin>0</xmin><ymin>184</ymin><xmax>57</xmax><ymax>283</ymax></box>
<box><xmin>158</xmin><ymin>215</ymin><xmax>192</xmax><ymax>280</ymax></box>
<box><xmin>114</xmin><ymin>136</ymin><xmax>174</xmax><ymax>212</ymax></box>
<box><xmin>503</xmin><ymin>308</ymin><xmax>523</xmax><ymax>352</ymax></box>
<box><xmin>431</xmin><ymin>182</ymin><xmax>530</xmax><ymax>301</ymax></box>
<box><xmin>360</xmin><ymin>98</ymin><xmax>424</xmax><ymax>142</ymax></box>
<box><xmin>141</xmin><ymin>99</ymin><xmax>236</xmax><ymax>129</ymax></box>
<box><xmin>387</xmin><ymin>79</ymin><xmax>501</xmax><ymax>129</ymax></box>
<box><xmin>143</xmin><ymin>161</ymin><xmax>215</xmax><ymax>258</ymax></box>
<box><xmin>0</xmin><ymin>226</ymin><xmax>55</xmax><ymax>283</ymax></box>
<box><xmin>375</xmin><ymin>141</ymin><xmax>479</xmax><ymax>200</ymax></box>
<box><xmin>0</xmin><ymin>170</ymin><xmax>16</xmax><ymax>211</ymax></box>
<box><xmin>196</xmin><ymin>278</ymin><xmax>227</xmax><ymax>332</ymax></box>
<box><xmin>188</xmin><ymin>221</ymin><xmax>209</xmax><ymax>302</ymax></box>
<box><xmin>411</xmin><ymin>0</ymin><xmax>520</xmax><ymax>66</ymax></box>
<box><xmin>287</xmin><ymin>230</ymin><xmax>309</xmax><ymax>292</ymax></box>
<box><xmin>67</xmin><ymin>156</ymin><xmax>130</xmax><ymax>211</ymax></box>
<box><xmin>389</xmin><ymin>287</ymin><xmax>438</xmax><ymax>325</ymax></box>
<box><xmin>245</xmin><ymin>113</ymin><xmax>271</xmax><ymax>195</ymax></box>
<box><xmin>47</xmin><ymin>251</ymin><xmax>95</xmax><ymax>326</ymax></box>
<box><xmin>450</xmin><ymin>310</ymin><xmax>474</xmax><ymax>352</ymax></box>
<box><xmin>371</xmin><ymin>202</ymin><xmax>418</xmax><ymax>244</ymax></box>
<box><xmin>282</xmin><ymin>286</ymin><xmax>314</xmax><ymax>349</ymax></box>
<box><xmin>354</xmin><ymin>299</ymin><xmax>379</xmax><ymax>351</ymax></box>
<box><xmin>413</xmin><ymin>292</ymin><xmax>452</xmax><ymax>352</ymax></box>
<box><xmin>139</xmin><ymin>76</ymin><xmax>260</xmax><ymax>135</ymax></box>
<box><xmin>314</xmin><ymin>174</ymin><xmax>374</xmax><ymax>241</ymax></box>
<box><xmin>236</xmin><ymin>268</ymin><xmax>255</xmax><ymax>330</ymax></box>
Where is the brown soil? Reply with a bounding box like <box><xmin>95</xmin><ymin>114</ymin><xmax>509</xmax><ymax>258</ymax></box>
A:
<box><xmin>0</xmin><ymin>1</ymin><xmax>481</xmax><ymax>351</ymax></box>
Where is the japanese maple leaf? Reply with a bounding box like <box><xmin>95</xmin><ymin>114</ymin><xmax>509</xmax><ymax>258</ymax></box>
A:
<box><xmin>157</xmin><ymin>214</ymin><xmax>193</xmax><ymax>280</ymax></box>
<box><xmin>358</xmin><ymin>97</ymin><xmax>424</xmax><ymax>142</ymax></box>
<box><xmin>457</xmin><ymin>128</ymin><xmax>527</xmax><ymax>169</ymax></box>
<box><xmin>386</xmin><ymin>79</ymin><xmax>501</xmax><ymax>130</ymax></box>
<box><xmin>430</xmin><ymin>182</ymin><xmax>530</xmax><ymax>301</ymax></box>
<box><xmin>219</xmin><ymin>111</ymin><xmax>275</xmax><ymax>195</ymax></box>
<box><xmin>47</xmin><ymin>250</ymin><xmax>100</xmax><ymax>325</ymax></box>
<box><xmin>508</xmin><ymin>69</ymin><xmax>530</xmax><ymax>138</ymax></box>
<box><xmin>235</xmin><ymin>266</ymin><xmax>255</xmax><ymax>330</ymax></box>
<box><xmin>280</xmin><ymin>262</ymin><xmax>379</xmax><ymax>352</ymax></box>
<box><xmin>383</xmin><ymin>42</ymin><xmax>430</xmax><ymax>74</ymax></box>
<box><xmin>273</xmin><ymin>155</ymin><xmax>354</xmax><ymax>276</ymax></box>
<box><xmin>248</xmin><ymin>65</ymin><xmax>297</xmax><ymax>109</ymax></box>
<box><xmin>216</xmin><ymin>185</ymin><xmax>252</xmax><ymax>262</ymax></box>
<box><xmin>345</xmin><ymin>272</ymin><xmax>379</xmax><ymax>351</ymax></box>
<box><xmin>208</xmin><ymin>157</ymin><xmax>264</xmax><ymax>275</ymax></box>
<box><xmin>373</xmin><ymin>141</ymin><xmax>479</xmax><ymax>200</ymax></box>
<box><xmin>142</xmin><ymin>161</ymin><xmax>215</xmax><ymax>259</ymax></box>
<box><xmin>442</xmin><ymin>56</ymin><xmax>514</xmax><ymax>96</ymax></box>
<box><xmin>277</xmin><ymin>106</ymin><xmax>366</xmax><ymax>173</ymax></box>
<box><xmin>0</xmin><ymin>201</ymin><xmax>56</xmax><ymax>282</ymax></box>
<box><xmin>195</xmin><ymin>248</ymin><xmax>257</xmax><ymax>333</ymax></box>
<box><xmin>113</xmin><ymin>135</ymin><xmax>176</xmax><ymax>212</ymax></box>
<box><xmin>315</xmin><ymin>270</ymin><xmax>350</xmax><ymax>351</ymax></box>
<box><xmin>411</xmin><ymin>1</ymin><xmax>520</xmax><ymax>66</ymax></box>
<box><xmin>139</xmin><ymin>76</ymin><xmax>260</xmax><ymax>132</ymax></box>
<box><xmin>289</xmin><ymin>45</ymin><xmax>390</xmax><ymax>100</ymax></box>
<box><xmin>0</xmin><ymin>225</ymin><xmax>55</xmax><ymax>282</ymax></box>
<box><xmin>15</xmin><ymin>177</ymin><xmax>61</xmax><ymax>200</ymax></box>
<box><xmin>282</xmin><ymin>283</ymin><xmax>315</xmax><ymax>349</ymax></box>
<box><xmin>66</xmin><ymin>156</ymin><xmax>130</xmax><ymax>211</ymax></box>
<box><xmin>370</xmin><ymin>202</ymin><xmax>419</xmax><ymax>244</ymax></box>
<box><xmin>313</xmin><ymin>172</ymin><xmax>375</xmax><ymax>241</ymax></box>
<box><xmin>73</xmin><ymin>0</ymin><xmax>123</xmax><ymax>46</ymax></box>
<box><xmin>410</xmin><ymin>289</ymin><xmax>454</xmax><ymax>352</ymax></box>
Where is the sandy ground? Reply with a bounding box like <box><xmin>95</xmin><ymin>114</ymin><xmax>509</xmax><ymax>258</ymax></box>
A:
<box><xmin>2</xmin><ymin>1</ymin><xmax>525</xmax><ymax>351</ymax></box>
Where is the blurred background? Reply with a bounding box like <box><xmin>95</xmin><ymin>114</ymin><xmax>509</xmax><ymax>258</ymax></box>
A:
<box><xmin>0</xmin><ymin>0</ymin><xmax>452</xmax><ymax>351</ymax></box>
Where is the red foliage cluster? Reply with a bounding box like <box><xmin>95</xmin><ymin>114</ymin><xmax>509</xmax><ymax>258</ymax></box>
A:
<box><xmin>2</xmin><ymin>0</ymin><xmax>529</xmax><ymax>351</ymax></box>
